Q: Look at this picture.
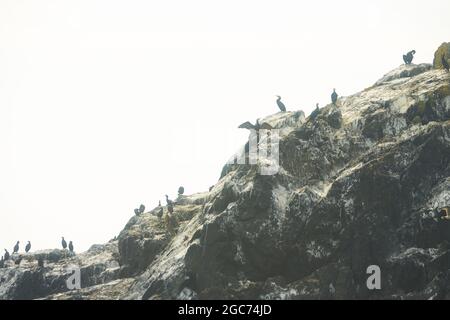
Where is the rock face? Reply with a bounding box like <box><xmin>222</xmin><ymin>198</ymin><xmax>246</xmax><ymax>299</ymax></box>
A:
<box><xmin>1</xmin><ymin>55</ymin><xmax>450</xmax><ymax>300</ymax></box>
<box><xmin>433</xmin><ymin>42</ymin><xmax>450</xmax><ymax>70</ymax></box>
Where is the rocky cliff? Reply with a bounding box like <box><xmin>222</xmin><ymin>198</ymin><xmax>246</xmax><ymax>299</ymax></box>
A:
<box><xmin>1</xmin><ymin>46</ymin><xmax>450</xmax><ymax>300</ymax></box>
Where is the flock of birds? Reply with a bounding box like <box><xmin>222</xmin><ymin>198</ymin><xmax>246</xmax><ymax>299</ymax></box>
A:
<box><xmin>0</xmin><ymin>237</ymin><xmax>75</xmax><ymax>269</ymax></box>
<box><xmin>240</xmin><ymin>50</ymin><xmax>449</xmax><ymax>131</ymax></box>
<box><xmin>133</xmin><ymin>186</ymin><xmax>184</xmax><ymax>220</ymax></box>
<box><xmin>1</xmin><ymin>50</ymin><xmax>449</xmax><ymax>271</ymax></box>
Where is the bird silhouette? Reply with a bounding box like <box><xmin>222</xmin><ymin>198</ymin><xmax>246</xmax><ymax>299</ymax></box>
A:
<box><xmin>165</xmin><ymin>195</ymin><xmax>173</xmax><ymax>206</ymax></box>
<box><xmin>69</xmin><ymin>241</ymin><xmax>74</xmax><ymax>253</ymax></box>
<box><xmin>4</xmin><ymin>249</ymin><xmax>10</xmax><ymax>261</ymax></box>
<box><xmin>178</xmin><ymin>186</ymin><xmax>185</xmax><ymax>196</ymax></box>
<box><xmin>139</xmin><ymin>204</ymin><xmax>145</xmax><ymax>214</ymax></box>
<box><xmin>13</xmin><ymin>241</ymin><xmax>19</xmax><ymax>254</ymax></box>
<box><xmin>403</xmin><ymin>50</ymin><xmax>416</xmax><ymax>65</ymax></box>
<box><xmin>238</xmin><ymin>120</ymin><xmax>273</xmax><ymax>131</ymax></box>
<box><xmin>61</xmin><ymin>237</ymin><xmax>67</xmax><ymax>250</ymax></box>
<box><xmin>25</xmin><ymin>241</ymin><xmax>31</xmax><ymax>253</ymax></box>
<box><xmin>331</xmin><ymin>89</ymin><xmax>338</xmax><ymax>105</ymax></box>
<box><xmin>157</xmin><ymin>201</ymin><xmax>164</xmax><ymax>219</ymax></box>
<box><xmin>134</xmin><ymin>208</ymin><xmax>140</xmax><ymax>216</ymax></box>
<box><xmin>309</xmin><ymin>103</ymin><xmax>320</xmax><ymax>121</ymax></box>
<box><xmin>276</xmin><ymin>96</ymin><xmax>287</xmax><ymax>112</ymax></box>
<box><xmin>442</xmin><ymin>54</ymin><xmax>450</xmax><ymax>72</ymax></box>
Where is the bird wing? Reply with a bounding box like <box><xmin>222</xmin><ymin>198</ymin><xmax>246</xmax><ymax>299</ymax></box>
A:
<box><xmin>403</xmin><ymin>55</ymin><xmax>408</xmax><ymax>64</ymax></box>
<box><xmin>277</xmin><ymin>102</ymin><xmax>286</xmax><ymax>112</ymax></box>
<box><xmin>239</xmin><ymin>122</ymin><xmax>256</xmax><ymax>130</ymax></box>
<box><xmin>260</xmin><ymin>123</ymin><xmax>273</xmax><ymax>130</ymax></box>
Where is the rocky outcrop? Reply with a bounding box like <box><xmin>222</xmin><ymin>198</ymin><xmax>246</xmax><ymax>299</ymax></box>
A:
<box><xmin>1</xmin><ymin>45</ymin><xmax>450</xmax><ymax>300</ymax></box>
<box><xmin>433</xmin><ymin>42</ymin><xmax>450</xmax><ymax>70</ymax></box>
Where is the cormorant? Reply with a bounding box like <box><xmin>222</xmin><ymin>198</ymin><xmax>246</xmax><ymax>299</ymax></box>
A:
<box><xmin>69</xmin><ymin>241</ymin><xmax>74</xmax><ymax>253</ymax></box>
<box><xmin>139</xmin><ymin>204</ymin><xmax>145</xmax><ymax>215</ymax></box>
<box><xmin>157</xmin><ymin>201</ymin><xmax>164</xmax><ymax>219</ymax></box>
<box><xmin>0</xmin><ymin>256</ymin><xmax>4</xmax><ymax>268</ymax></box>
<box><xmin>178</xmin><ymin>186</ymin><xmax>185</xmax><ymax>196</ymax></box>
<box><xmin>61</xmin><ymin>237</ymin><xmax>67</xmax><ymax>250</ymax></box>
<box><xmin>4</xmin><ymin>249</ymin><xmax>10</xmax><ymax>261</ymax></box>
<box><xmin>165</xmin><ymin>195</ymin><xmax>173</xmax><ymax>206</ymax></box>
<box><xmin>238</xmin><ymin>120</ymin><xmax>273</xmax><ymax>131</ymax></box>
<box><xmin>134</xmin><ymin>208</ymin><xmax>140</xmax><ymax>216</ymax></box>
<box><xmin>442</xmin><ymin>54</ymin><xmax>450</xmax><ymax>72</ymax></box>
<box><xmin>276</xmin><ymin>96</ymin><xmax>287</xmax><ymax>112</ymax></box>
<box><xmin>309</xmin><ymin>103</ymin><xmax>320</xmax><ymax>121</ymax></box>
<box><xmin>331</xmin><ymin>89</ymin><xmax>338</xmax><ymax>105</ymax></box>
<box><xmin>403</xmin><ymin>50</ymin><xmax>416</xmax><ymax>65</ymax></box>
<box><xmin>25</xmin><ymin>241</ymin><xmax>31</xmax><ymax>253</ymax></box>
<box><xmin>13</xmin><ymin>241</ymin><xmax>19</xmax><ymax>254</ymax></box>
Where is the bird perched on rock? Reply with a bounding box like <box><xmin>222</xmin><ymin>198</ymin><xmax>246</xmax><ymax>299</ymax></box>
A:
<box><xmin>309</xmin><ymin>103</ymin><xmax>320</xmax><ymax>121</ymax></box>
<box><xmin>178</xmin><ymin>186</ymin><xmax>185</xmax><ymax>196</ymax></box>
<box><xmin>0</xmin><ymin>256</ymin><xmax>4</xmax><ymax>268</ymax></box>
<box><xmin>238</xmin><ymin>120</ymin><xmax>273</xmax><ymax>131</ymax></box>
<box><xmin>25</xmin><ymin>241</ymin><xmax>31</xmax><ymax>253</ymax></box>
<box><xmin>157</xmin><ymin>201</ymin><xmax>164</xmax><ymax>219</ymax></box>
<box><xmin>4</xmin><ymin>249</ymin><xmax>10</xmax><ymax>261</ymax></box>
<box><xmin>165</xmin><ymin>195</ymin><xmax>174</xmax><ymax>206</ymax></box>
<box><xmin>134</xmin><ymin>208</ymin><xmax>140</xmax><ymax>216</ymax></box>
<box><xmin>61</xmin><ymin>237</ymin><xmax>67</xmax><ymax>250</ymax></box>
<box><xmin>403</xmin><ymin>50</ymin><xmax>416</xmax><ymax>65</ymax></box>
<box><xmin>13</xmin><ymin>241</ymin><xmax>19</xmax><ymax>254</ymax></box>
<box><xmin>331</xmin><ymin>89</ymin><xmax>338</xmax><ymax>105</ymax></box>
<box><xmin>276</xmin><ymin>96</ymin><xmax>287</xmax><ymax>112</ymax></box>
<box><xmin>69</xmin><ymin>241</ymin><xmax>74</xmax><ymax>253</ymax></box>
<box><xmin>139</xmin><ymin>204</ymin><xmax>145</xmax><ymax>215</ymax></box>
<box><xmin>442</xmin><ymin>54</ymin><xmax>450</xmax><ymax>72</ymax></box>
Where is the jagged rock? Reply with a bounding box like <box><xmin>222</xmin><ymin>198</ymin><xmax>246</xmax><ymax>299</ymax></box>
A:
<box><xmin>374</xmin><ymin>63</ymin><xmax>432</xmax><ymax>86</ymax></box>
<box><xmin>1</xmin><ymin>50</ymin><xmax>450</xmax><ymax>300</ymax></box>
<box><xmin>433</xmin><ymin>42</ymin><xmax>450</xmax><ymax>69</ymax></box>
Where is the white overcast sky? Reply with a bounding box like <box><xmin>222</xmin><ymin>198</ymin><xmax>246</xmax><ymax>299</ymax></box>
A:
<box><xmin>1</xmin><ymin>0</ymin><xmax>449</xmax><ymax>253</ymax></box>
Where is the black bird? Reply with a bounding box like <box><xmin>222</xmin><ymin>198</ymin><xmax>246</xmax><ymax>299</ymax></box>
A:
<box><xmin>134</xmin><ymin>208</ymin><xmax>140</xmax><ymax>216</ymax></box>
<box><xmin>442</xmin><ymin>54</ymin><xmax>450</xmax><ymax>72</ymax></box>
<box><xmin>69</xmin><ymin>241</ymin><xmax>74</xmax><ymax>253</ymax></box>
<box><xmin>4</xmin><ymin>249</ymin><xmax>10</xmax><ymax>261</ymax></box>
<box><xmin>13</xmin><ymin>241</ymin><xmax>19</xmax><ymax>254</ymax></box>
<box><xmin>25</xmin><ymin>241</ymin><xmax>31</xmax><ymax>253</ymax></box>
<box><xmin>331</xmin><ymin>89</ymin><xmax>338</xmax><ymax>105</ymax></box>
<box><xmin>61</xmin><ymin>237</ymin><xmax>67</xmax><ymax>250</ymax></box>
<box><xmin>165</xmin><ymin>195</ymin><xmax>173</xmax><ymax>206</ymax></box>
<box><xmin>0</xmin><ymin>256</ymin><xmax>4</xmax><ymax>268</ymax></box>
<box><xmin>238</xmin><ymin>120</ymin><xmax>273</xmax><ymax>131</ymax></box>
<box><xmin>139</xmin><ymin>204</ymin><xmax>145</xmax><ymax>214</ymax></box>
<box><xmin>309</xmin><ymin>103</ymin><xmax>320</xmax><ymax>121</ymax></box>
<box><xmin>403</xmin><ymin>50</ymin><xmax>416</xmax><ymax>65</ymax></box>
<box><xmin>157</xmin><ymin>201</ymin><xmax>164</xmax><ymax>219</ymax></box>
<box><xmin>178</xmin><ymin>186</ymin><xmax>185</xmax><ymax>196</ymax></box>
<box><xmin>276</xmin><ymin>96</ymin><xmax>287</xmax><ymax>112</ymax></box>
